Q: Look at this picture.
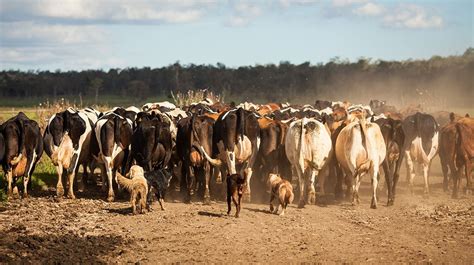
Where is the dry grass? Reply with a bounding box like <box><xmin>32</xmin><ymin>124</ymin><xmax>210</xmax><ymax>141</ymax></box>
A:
<box><xmin>171</xmin><ymin>89</ymin><xmax>223</xmax><ymax>107</ymax></box>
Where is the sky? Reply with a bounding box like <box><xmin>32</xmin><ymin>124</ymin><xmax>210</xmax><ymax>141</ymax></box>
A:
<box><xmin>0</xmin><ymin>0</ymin><xmax>472</xmax><ymax>71</ymax></box>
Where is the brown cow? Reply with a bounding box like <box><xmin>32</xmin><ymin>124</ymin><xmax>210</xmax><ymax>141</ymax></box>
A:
<box><xmin>453</xmin><ymin>116</ymin><xmax>474</xmax><ymax>197</ymax></box>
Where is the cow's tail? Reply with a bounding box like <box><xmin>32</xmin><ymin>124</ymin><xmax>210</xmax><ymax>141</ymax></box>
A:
<box><xmin>298</xmin><ymin>118</ymin><xmax>306</xmax><ymax>172</ymax></box>
<box><xmin>115</xmin><ymin>172</ymin><xmax>134</xmax><ymax>192</ymax></box>
<box><xmin>279</xmin><ymin>184</ymin><xmax>287</xmax><ymax>206</ymax></box>
<box><xmin>238</xmin><ymin>108</ymin><xmax>245</xmax><ymax>142</ymax></box>
<box><xmin>113</xmin><ymin>115</ymin><xmax>122</xmax><ymax>146</ymax></box>
<box><xmin>356</xmin><ymin>118</ymin><xmax>373</xmax><ymax>176</ymax></box>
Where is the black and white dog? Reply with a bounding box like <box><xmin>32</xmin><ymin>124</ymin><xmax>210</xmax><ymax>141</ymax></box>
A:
<box><xmin>145</xmin><ymin>169</ymin><xmax>173</xmax><ymax>211</ymax></box>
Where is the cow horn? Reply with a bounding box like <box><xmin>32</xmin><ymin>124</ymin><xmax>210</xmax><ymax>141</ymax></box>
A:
<box><xmin>11</xmin><ymin>153</ymin><xmax>23</xmax><ymax>166</ymax></box>
<box><xmin>198</xmin><ymin>146</ymin><xmax>222</xmax><ymax>167</ymax></box>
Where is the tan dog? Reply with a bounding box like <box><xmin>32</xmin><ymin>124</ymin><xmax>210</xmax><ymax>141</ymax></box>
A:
<box><xmin>268</xmin><ymin>173</ymin><xmax>294</xmax><ymax>216</ymax></box>
<box><xmin>116</xmin><ymin>165</ymin><xmax>148</xmax><ymax>215</ymax></box>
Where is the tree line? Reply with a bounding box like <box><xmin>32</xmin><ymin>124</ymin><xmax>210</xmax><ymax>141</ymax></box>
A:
<box><xmin>0</xmin><ymin>48</ymin><xmax>472</xmax><ymax>109</ymax></box>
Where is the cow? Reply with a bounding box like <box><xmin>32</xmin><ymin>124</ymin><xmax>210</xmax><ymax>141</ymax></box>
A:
<box><xmin>314</xmin><ymin>100</ymin><xmax>332</xmax><ymax>110</ymax></box>
<box><xmin>285</xmin><ymin>117</ymin><xmax>332</xmax><ymax>208</ymax></box>
<box><xmin>402</xmin><ymin>112</ymin><xmax>439</xmax><ymax>195</ymax></box>
<box><xmin>374</xmin><ymin>117</ymin><xmax>405</xmax><ymax>205</ymax></box>
<box><xmin>131</xmin><ymin>112</ymin><xmax>173</xmax><ymax>172</ymax></box>
<box><xmin>198</xmin><ymin>107</ymin><xmax>260</xmax><ymax>202</ymax></box>
<box><xmin>176</xmin><ymin>114</ymin><xmax>215</xmax><ymax>203</ymax></box>
<box><xmin>92</xmin><ymin>112</ymin><xmax>133</xmax><ymax>201</ymax></box>
<box><xmin>335</xmin><ymin>118</ymin><xmax>386</xmax><ymax>208</ymax></box>
<box><xmin>253</xmin><ymin>117</ymin><xmax>291</xmax><ymax>202</ymax></box>
<box><xmin>452</xmin><ymin>116</ymin><xmax>474</xmax><ymax>197</ymax></box>
<box><xmin>43</xmin><ymin>108</ymin><xmax>95</xmax><ymax>198</ymax></box>
<box><xmin>0</xmin><ymin>112</ymin><xmax>43</xmax><ymax>199</ymax></box>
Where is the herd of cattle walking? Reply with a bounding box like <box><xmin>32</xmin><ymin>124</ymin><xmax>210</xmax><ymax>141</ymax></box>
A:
<box><xmin>0</xmin><ymin>98</ymin><xmax>472</xmax><ymax>216</ymax></box>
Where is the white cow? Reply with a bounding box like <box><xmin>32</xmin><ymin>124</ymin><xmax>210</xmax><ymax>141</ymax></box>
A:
<box><xmin>335</xmin><ymin>118</ymin><xmax>386</xmax><ymax>208</ymax></box>
<box><xmin>285</xmin><ymin>117</ymin><xmax>332</xmax><ymax>208</ymax></box>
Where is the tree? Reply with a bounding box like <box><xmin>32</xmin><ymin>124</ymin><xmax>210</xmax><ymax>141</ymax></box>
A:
<box><xmin>88</xmin><ymin>77</ymin><xmax>103</xmax><ymax>105</ymax></box>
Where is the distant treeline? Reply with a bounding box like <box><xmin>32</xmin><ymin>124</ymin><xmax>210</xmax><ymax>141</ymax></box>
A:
<box><xmin>1</xmin><ymin>48</ymin><xmax>473</xmax><ymax>109</ymax></box>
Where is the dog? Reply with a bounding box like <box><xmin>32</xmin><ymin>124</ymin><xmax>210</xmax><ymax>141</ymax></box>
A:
<box><xmin>116</xmin><ymin>165</ymin><xmax>148</xmax><ymax>215</ymax></box>
<box><xmin>226</xmin><ymin>173</ymin><xmax>246</xmax><ymax>218</ymax></box>
<box><xmin>144</xmin><ymin>169</ymin><xmax>172</xmax><ymax>211</ymax></box>
<box><xmin>268</xmin><ymin>173</ymin><xmax>294</xmax><ymax>216</ymax></box>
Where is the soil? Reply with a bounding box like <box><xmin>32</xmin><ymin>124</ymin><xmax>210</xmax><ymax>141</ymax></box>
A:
<box><xmin>0</xmin><ymin>172</ymin><xmax>472</xmax><ymax>263</ymax></box>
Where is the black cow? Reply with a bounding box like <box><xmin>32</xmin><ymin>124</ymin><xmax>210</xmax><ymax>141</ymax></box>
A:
<box><xmin>0</xmin><ymin>112</ymin><xmax>43</xmax><ymax>199</ymax></box>
<box><xmin>176</xmin><ymin>114</ymin><xmax>215</xmax><ymax>203</ymax></box>
<box><xmin>314</xmin><ymin>100</ymin><xmax>332</xmax><ymax>110</ymax></box>
<box><xmin>402</xmin><ymin>112</ymin><xmax>439</xmax><ymax>195</ymax></box>
<box><xmin>92</xmin><ymin>112</ymin><xmax>133</xmax><ymax>201</ymax></box>
<box><xmin>43</xmin><ymin>108</ymin><xmax>95</xmax><ymax>198</ymax></box>
<box><xmin>131</xmin><ymin>112</ymin><xmax>172</xmax><ymax>172</ymax></box>
<box><xmin>374</xmin><ymin>117</ymin><xmax>405</xmax><ymax>205</ymax></box>
<box><xmin>199</xmin><ymin>108</ymin><xmax>260</xmax><ymax>202</ymax></box>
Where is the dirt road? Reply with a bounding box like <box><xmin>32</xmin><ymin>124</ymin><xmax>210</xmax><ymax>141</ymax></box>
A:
<box><xmin>0</xmin><ymin>173</ymin><xmax>472</xmax><ymax>263</ymax></box>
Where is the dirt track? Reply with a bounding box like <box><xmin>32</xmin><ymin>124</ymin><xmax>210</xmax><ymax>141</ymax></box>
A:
<box><xmin>0</xmin><ymin>172</ymin><xmax>473</xmax><ymax>263</ymax></box>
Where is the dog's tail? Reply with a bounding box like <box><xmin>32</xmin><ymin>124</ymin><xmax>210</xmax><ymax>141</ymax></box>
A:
<box><xmin>116</xmin><ymin>172</ymin><xmax>134</xmax><ymax>192</ymax></box>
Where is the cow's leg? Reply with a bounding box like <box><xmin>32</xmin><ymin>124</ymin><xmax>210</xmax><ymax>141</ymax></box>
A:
<box><xmin>56</xmin><ymin>165</ymin><xmax>64</xmax><ymax>197</ymax></box>
<box><xmin>243</xmin><ymin>167</ymin><xmax>253</xmax><ymax>202</ymax></box>
<box><xmin>159</xmin><ymin>198</ymin><xmax>165</xmax><ymax>211</ymax></box>
<box><xmin>391</xmin><ymin>152</ymin><xmax>404</xmax><ymax>204</ymax></box>
<box><xmin>307</xmin><ymin>169</ymin><xmax>317</xmax><ymax>205</ymax></box>
<box><xmin>371</xmin><ymin>167</ymin><xmax>379</xmax><ymax>209</ymax></box>
<box><xmin>78</xmin><ymin>163</ymin><xmax>87</xmax><ymax>193</ymax></box>
<box><xmin>67</xmin><ymin>171</ymin><xmax>76</xmax><ymax>199</ymax></box>
<box><xmin>352</xmin><ymin>173</ymin><xmax>361</xmax><ymax>205</ymax></box>
<box><xmin>422</xmin><ymin>162</ymin><xmax>430</xmax><ymax>196</ymax></box>
<box><xmin>441</xmin><ymin>159</ymin><xmax>449</xmax><ymax>192</ymax></box>
<box><xmin>6</xmin><ymin>169</ymin><xmax>13</xmax><ymax>199</ymax></box>
<box><xmin>296</xmin><ymin>166</ymin><xmax>305</xmax><ymax>208</ymax></box>
<box><xmin>382</xmin><ymin>161</ymin><xmax>393</xmax><ymax>206</ymax></box>
<box><xmin>333</xmin><ymin>162</ymin><xmax>343</xmax><ymax>200</ymax></box>
<box><xmin>405</xmin><ymin>151</ymin><xmax>416</xmax><ymax>195</ymax></box>
<box><xmin>465</xmin><ymin>158</ymin><xmax>472</xmax><ymax>195</ymax></box>
<box><xmin>104</xmin><ymin>158</ymin><xmax>115</xmax><ymax>202</ymax></box>
<box><xmin>203</xmin><ymin>162</ymin><xmax>211</xmax><ymax>205</ymax></box>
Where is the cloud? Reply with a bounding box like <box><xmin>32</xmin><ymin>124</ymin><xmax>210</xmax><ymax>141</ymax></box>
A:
<box><xmin>226</xmin><ymin>1</ymin><xmax>262</xmax><ymax>27</ymax></box>
<box><xmin>332</xmin><ymin>0</ymin><xmax>367</xmax><ymax>8</ymax></box>
<box><xmin>0</xmin><ymin>22</ymin><xmax>104</xmax><ymax>46</ymax></box>
<box><xmin>383</xmin><ymin>4</ymin><xmax>443</xmax><ymax>29</ymax></box>
<box><xmin>0</xmin><ymin>0</ymin><xmax>217</xmax><ymax>24</ymax></box>
<box><xmin>279</xmin><ymin>0</ymin><xmax>319</xmax><ymax>8</ymax></box>
<box><xmin>353</xmin><ymin>2</ymin><xmax>384</xmax><ymax>16</ymax></box>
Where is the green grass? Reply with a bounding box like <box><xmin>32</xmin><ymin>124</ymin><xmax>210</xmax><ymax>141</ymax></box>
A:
<box><xmin>0</xmin><ymin>156</ymin><xmax>57</xmax><ymax>199</ymax></box>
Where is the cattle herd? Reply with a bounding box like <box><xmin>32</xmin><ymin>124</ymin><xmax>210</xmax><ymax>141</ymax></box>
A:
<box><xmin>0</xmin><ymin>98</ymin><xmax>472</xmax><ymax>217</ymax></box>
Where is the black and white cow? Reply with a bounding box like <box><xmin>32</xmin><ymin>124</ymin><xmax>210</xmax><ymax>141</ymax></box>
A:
<box><xmin>92</xmin><ymin>111</ymin><xmax>133</xmax><ymax>201</ymax></box>
<box><xmin>402</xmin><ymin>112</ymin><xmax>439</xmax><ymax>195</ymax></box>
<box><xmin>43</xmin><ymin>108</ymin><xmax>95</xmax><ymax>198</ymax></box>
<box><xmin>1</xmin><ymin>112</ymin><xmax>43</xmax><ymax>199</ymax></box>
<box><xmin>199</xmin><ymin>108</ymin><xmax>260</xmax><ymax>202</ymax></box>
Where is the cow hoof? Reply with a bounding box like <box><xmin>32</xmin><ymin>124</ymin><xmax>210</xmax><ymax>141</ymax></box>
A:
<box><xmin>203</xmin><ymin>197</ymin><xmax>211</xmax><ymax>205</ymax></box>
<box><xmin>67</xmin><ymin>194</ymin><xmax>76</xmax><ymax>200</ymax></box>
<box><xmin>451</xmin><ymin>193</ymin><xmax>459</xmax><ymax>199</ymax></box>
<box><xmin>370</xmin><ymin>199</ymin><xmax>377</xmax><ymax>209</ymax></box>
<box><xmin>107</xmin><ymin>195</ymin><xmax>115</xmax><ymax>202</ymax></box>
<box><xmin>466</xmin><ymin>189</ymin><xmax>472</xmax><ymax>196</ymax></box>
<box><xmin>387</xmin><ymin>199</ymin><xmax>394</xmax><ymax>206</ymax></box>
